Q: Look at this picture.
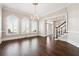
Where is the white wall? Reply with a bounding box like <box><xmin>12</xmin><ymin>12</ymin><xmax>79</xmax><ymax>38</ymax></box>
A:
<box><xmin>0</xmin><ymin>6</ymin><xmax>2</xmax><ymax>43</ymax></box>
<box><xmin>67</xmin><ymin>4</ymin><xmax>79</xmax><ymax>48</ymax></box>
<box><xmin>39</xmin><ymin>19</ymin><xmax>46</xmax><ymax>36</ymax></box>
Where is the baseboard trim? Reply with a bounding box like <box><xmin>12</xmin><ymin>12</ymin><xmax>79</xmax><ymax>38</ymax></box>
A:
<box><xmin>2</xmin><ymin>34</ymin><xmax>46</xmax><ymax>42</ymax></box>
<box><xmin>57</xmin><ymin>38</ymin><xmax>79</xmax><ymax>48</ymax></box>
<box><xmin>67</xmin><ymin>40</ymin><xmax>79</xmax><ymax>48</ymax></box>
<box><xmin>55</xmin><ymin>34</ymin><xmax>79</xmax><ymax>48</ymax></box>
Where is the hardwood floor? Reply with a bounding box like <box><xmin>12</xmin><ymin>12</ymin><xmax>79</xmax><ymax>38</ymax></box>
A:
<box><xmin>0</xmin><ymin>36</ymin><xmax>79</xmax><ymax>56</ymax></box>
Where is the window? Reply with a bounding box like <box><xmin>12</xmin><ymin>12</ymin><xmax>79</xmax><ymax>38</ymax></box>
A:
<box><xmin>7</xmin><ymin>15</ymin><xmax>19</xmax><ymax>35</ymax></box>
<box><xmin>26</xmin><ymin>19</ymin><xmax>30</xmax><ymax>33</ymax></box>
<box><xmin>31</xmin><ymin>20</ymin><xmax>38</xmax><ymax>33</ymax></box>
<box><xmin>21</xmin><ymin>18</ymin><xmax>30</xmax><ymax>34</ymax></box>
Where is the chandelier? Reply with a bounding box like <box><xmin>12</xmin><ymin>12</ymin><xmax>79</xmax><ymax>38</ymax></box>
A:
<box><xmin>31</xmin><ymin>3</ymin><xmax>39</xmax><ymax>20</ymax></box>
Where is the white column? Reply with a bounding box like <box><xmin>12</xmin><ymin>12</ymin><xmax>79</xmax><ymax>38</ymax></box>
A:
<box><xmin>53</xmin><ymin>21</ymin><xmax>56</xmax><ymax>38</ymax></box>
<box><xmin>45</xmin><ymin>20</ymin><xmax>47</xmax><ymax>35</ymax></box>
<box><xmin>37</xmin><ymin>20</ymin><xmax>39</xmax><ymax>34</ymax></box>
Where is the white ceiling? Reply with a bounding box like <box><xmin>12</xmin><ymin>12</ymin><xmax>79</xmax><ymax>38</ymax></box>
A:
<box><xmin>1</xmin><ymin>3</ymin><xmax>69</xmax><ymax>17</ymax></box>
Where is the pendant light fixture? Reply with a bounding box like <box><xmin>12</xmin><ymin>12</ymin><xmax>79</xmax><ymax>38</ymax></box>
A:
<box><xmin>31</xmin><ymin>3</ymin><xmax>39</xmax><ymax>20</ymax></box>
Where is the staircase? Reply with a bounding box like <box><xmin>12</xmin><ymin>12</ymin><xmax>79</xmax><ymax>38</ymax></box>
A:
<box><xmin>55</xmin><ymin>20</ymin><xmax>67</xmax><ymax>39</ymax></box>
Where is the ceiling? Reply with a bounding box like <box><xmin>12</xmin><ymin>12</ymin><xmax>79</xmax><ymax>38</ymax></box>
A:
<box><xmin>1</xmin><ymin>3</ymin><xmax>69</xmax><ymax>18</ymax></box>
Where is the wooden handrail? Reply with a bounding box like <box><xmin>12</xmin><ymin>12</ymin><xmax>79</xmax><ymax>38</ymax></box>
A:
<box><xmin>56</xmin><ymin>21</ymin><xmax>66</xmax><ymax>28</ymax></box>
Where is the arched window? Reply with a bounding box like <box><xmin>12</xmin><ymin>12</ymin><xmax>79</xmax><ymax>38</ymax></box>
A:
<box><xmin>21</xmin><ymin>18</ymin><xmax>30</xmax><ymax>34</ymax></box>
<box><xmin>7</xmin><ymin>15</ymin><xmax>19</xmax><ymax>35</ymax></box>
<box><xmin>31</xmin><ymin>20</ymin><xmax>38</xmax><ymax>33</ymax></box>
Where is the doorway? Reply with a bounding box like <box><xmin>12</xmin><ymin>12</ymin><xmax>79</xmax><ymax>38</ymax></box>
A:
<box><xmin>46</xmin><ymin>21</ymin><xmax>53</xmax><ymax>36</ymax></box>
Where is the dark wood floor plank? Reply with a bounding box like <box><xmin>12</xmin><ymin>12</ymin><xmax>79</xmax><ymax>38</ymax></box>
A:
<box><xmin>0</xmin><ymin>36</ymin><xmax>79</xmax><ymax>56</ymax></box>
